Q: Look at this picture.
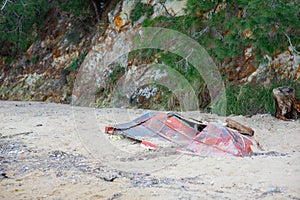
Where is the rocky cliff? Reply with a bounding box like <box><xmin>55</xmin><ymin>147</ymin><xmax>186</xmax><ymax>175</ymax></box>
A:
<box><xmin>0</xmin><ymin>0</ymin><xmax>299</xmax><ymax>112</ymax></box>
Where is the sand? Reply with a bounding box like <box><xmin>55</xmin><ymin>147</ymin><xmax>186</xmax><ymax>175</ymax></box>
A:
<box><xmin>0</xmin><ymin>100</ymin><xmax>299</xmax><ymax>199</ymax></box>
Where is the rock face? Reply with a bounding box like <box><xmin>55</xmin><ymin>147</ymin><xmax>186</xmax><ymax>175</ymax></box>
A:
<box><xmin>0</xmin><ymin>10</ymin><xmax>95</xmax><ymax>103</ymax></box>
<box><xmin>246</xmin><ymin>47</ymin><xmax>300</xmax><ymax>86</ymax></box>
<box><xmin>222</xmin><ymin>46</ymin><xmax>300</xmax><ymax>86</ymax></box>
<box><xmin>0</xmin><ymin>0</ymin><xmax>189</xmax><ymax>107</ymax></box>
<box><xmin>72</xmin><ymin>0</ymin><xmax>189</xmax><ymax>108</ymax></box>
<box><xmin>0</xmin><ymin>0</ymin><xmax>299</xmax><ymax>109</ymax></box>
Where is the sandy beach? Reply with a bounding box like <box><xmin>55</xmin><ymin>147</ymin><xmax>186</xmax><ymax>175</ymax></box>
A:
<box><xmin>0</xmin><ymin>100</ymin><xmax>299</xmax><ymax>199</ymax></box>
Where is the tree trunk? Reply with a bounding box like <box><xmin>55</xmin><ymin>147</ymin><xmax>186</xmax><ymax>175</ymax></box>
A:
<box><xmin>273</xmin><ymin>86</ymin><xmax>298</xmax><ymax>120</ymax></box>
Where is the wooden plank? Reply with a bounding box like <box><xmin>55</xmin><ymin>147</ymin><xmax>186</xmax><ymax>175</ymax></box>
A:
<box><xmin>225</xmin><ymin>118</ymin><xmax>254</xmax><ymax>136</ymax></box>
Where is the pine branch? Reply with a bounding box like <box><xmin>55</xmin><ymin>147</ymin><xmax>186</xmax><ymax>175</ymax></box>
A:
<box><xmin>159</xmin><ymin>2</ymin><xmax>176</xmax><ymax>18</ymax></box>
<box><xmin>0</xmin><ymin>0</ymin><xmax>10</xmax><ymax>11</ymax></box>
<box><xmin>192</xmin><ymin>26</ymin><xmax>209</xmax><ymax>39</ymax></box>
<box><xmin>284</xmin><ymin>32</ymin><xmax>300</xmax><ymax>54</ymax></box>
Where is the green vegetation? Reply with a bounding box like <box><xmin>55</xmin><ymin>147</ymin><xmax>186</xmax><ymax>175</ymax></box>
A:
<box><xmin>108</xmin><ymin>65</ymin><xmax>125</xmax><ymax>86</ymax></box>
<box><xmin>144</xmin><ymin>0</ymin><xmax>300</xmax><ymax>62</ymax></box>
<box><xmin>0</xmin><ymin>0</ymin><xmax>96</xmax><ymax>60</ymax></box>
<box><xmin>31</xmin><ymin>56</ymin><xmax>40</xmax><ymax>64</ymax></box>
<box><xmin>128</xmin><ymin>48</ymin><xmax>206</xmax><ymax>110</ymax></box>
<box><xmin>95</xmin><ymin>65</ymin><xmax>126</xmax><ymax>108</ymax></box>
<box><xmin>158</xmin><ymin>50</ymin><xmax>204</xmax><ymax>90</ymax></box>
<box><xmin>0</xmin><ymin>0</ymin><xmax>50</xmax><ymax>57</ymax></box>
<box><xmin>140</xmin><ymin>0</ymin><xmax>300</xmax><ymax>115</ymax></box>
<box><xmin>67</xmin><ymin>54</ymin><xmax>86</xmax><ymax>72</ymax></box>
<box><xmin>59</xmin><ymin>0</ymin><xmax>93</xmax><ymax>18</ymax></box>
<box><xmin>1</xmin><ymin>0</ymin><xmax>299</xmax><ymax>116</ymax></box>
<box><xmin>226</xmin><ymin>81</ymin><xmax>300</xmax><ymax>116</ymax></box>
<box><xmin>130</xmin><ymin>2</ymin><xmax>154</xmax><ymax>22</ymax></box>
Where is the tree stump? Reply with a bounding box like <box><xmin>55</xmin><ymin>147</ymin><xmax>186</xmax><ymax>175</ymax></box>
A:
<box><xmin>273</xmin><ymin>86</ymin><xmax>299</xmax><ymax>120</ymax></box>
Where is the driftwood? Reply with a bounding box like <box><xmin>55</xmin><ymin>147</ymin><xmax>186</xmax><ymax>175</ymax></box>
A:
<box><xmin>226</xmin><ymin>118</ymin><xmax>254</xmax><ymax>136</ymax></box>
<box><xmin>273</xmin><ymin>86</ymin><xmax>300</xmax><ymax>120</ymax></box>
<box><xmin>0</xmin><ymin>131</ymin><xmax>33</xmax><ymax>139</ymax></box>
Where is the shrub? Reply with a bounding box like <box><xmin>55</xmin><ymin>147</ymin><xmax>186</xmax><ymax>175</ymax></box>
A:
<box><xmin>130</xmin><ymin>2</ymin><xmax>154</xmax><ymax>22</ymax></box>
<box><xmin>226</xmin><ymin>81</ymin><xmax>300</xmax><ymax>115</ymax></box>
<box><xmin>0</xmin><ymin>0</ymin><xmax>50</xmax><ymax>57</ymax></box>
